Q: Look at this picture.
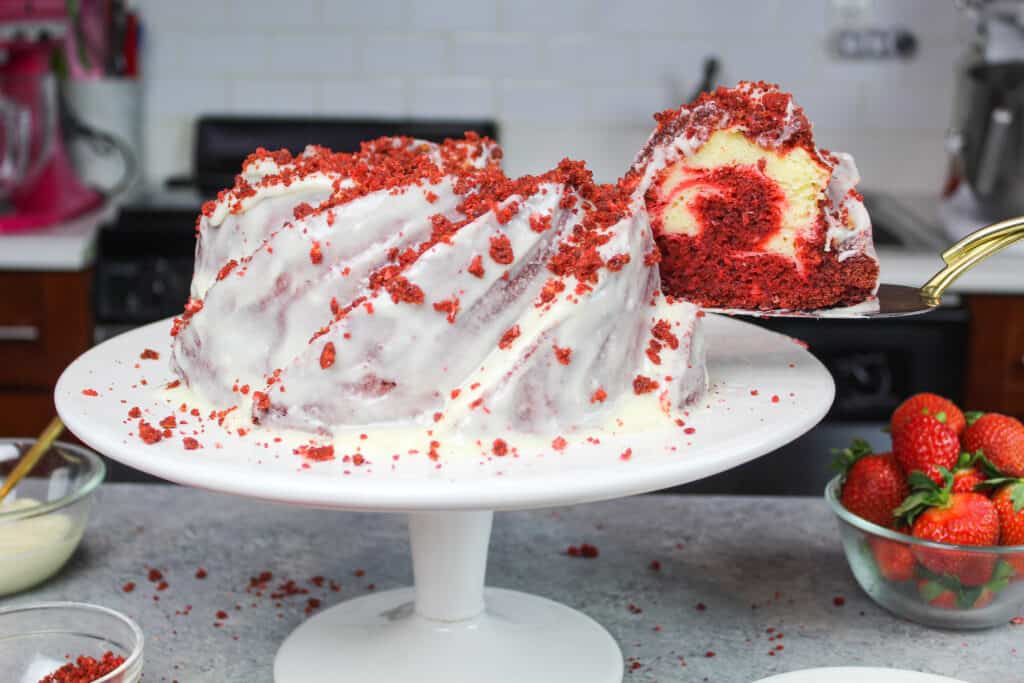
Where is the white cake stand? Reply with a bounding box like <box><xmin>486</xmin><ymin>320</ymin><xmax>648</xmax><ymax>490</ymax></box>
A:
<box><xmin>55</xmin><ymin>314</ymin><xmax>833</xmax><ymax>683</ymax></box>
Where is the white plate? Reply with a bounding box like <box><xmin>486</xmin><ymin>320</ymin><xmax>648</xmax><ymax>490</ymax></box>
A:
<box><xmin>55</xmin><ymin>313</ymin><xmax>833</xmax><ymax>511</ymax></box>
<box><xmin>753</xmin><ymin>667</ymin><xmax>970</xmax><ymax>683</ymax></box>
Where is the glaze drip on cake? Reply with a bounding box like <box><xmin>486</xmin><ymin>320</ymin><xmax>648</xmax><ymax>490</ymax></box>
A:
<box><xmin>171</xmin><ymin>135</ymin><xmax>706</xmax><ymax>436</ymax></box>
<box><xmin>625</xmin><ymin>81</ymin><xmax>878</xmax><ymax>311</ymax></box>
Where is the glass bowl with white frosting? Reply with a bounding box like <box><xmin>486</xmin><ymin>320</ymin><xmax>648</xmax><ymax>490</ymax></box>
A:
<box><xmin>0</xmin><ymin>438</ymin><xmax>105</xmax><ymax>596</ymax></box>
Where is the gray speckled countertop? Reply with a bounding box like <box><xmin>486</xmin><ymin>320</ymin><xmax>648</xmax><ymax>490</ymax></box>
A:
<box><xmin>11</xmin><ymin>485</ymin><xmax>1022</xmax><ymax>682</ymax></box>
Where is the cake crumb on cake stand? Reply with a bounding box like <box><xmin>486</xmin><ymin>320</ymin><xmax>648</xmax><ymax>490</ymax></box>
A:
<box><xmin>55</xmin><ymin>314</ymin><xmax>833</xmax><ymax>683</ymax></box>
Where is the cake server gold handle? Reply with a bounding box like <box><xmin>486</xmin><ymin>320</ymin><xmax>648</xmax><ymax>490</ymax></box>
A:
<box><xmin>919</xmin><ymin>215</ymin><xmax>1024</xmax><ymax>305</ymax></box>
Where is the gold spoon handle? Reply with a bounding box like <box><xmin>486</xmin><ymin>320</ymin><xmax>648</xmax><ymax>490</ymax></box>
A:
<box><xmin>0</xmin><ymin>416</ymin><xmax>65</xmax><ymax>503</ymax></box>
<box><xmin>920</xmin><ymin>215</ymin><xmax>1024</xmax><ymax>304</ymax></box>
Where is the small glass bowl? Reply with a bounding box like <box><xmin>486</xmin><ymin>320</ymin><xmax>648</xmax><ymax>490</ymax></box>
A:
<box><xmin>0</xmin><ymin>438</ymin><xmax>105</xmax><ymax>596</ymax></box>
<box><xmin>826</xmin><ymin>475</ymin><xmax>1024</xmax><ymax>629</ymax></box>
<box><xmin>0</xmin><ymin>601</ymin><xmax>143</xmax><ymax>682</ymax></box>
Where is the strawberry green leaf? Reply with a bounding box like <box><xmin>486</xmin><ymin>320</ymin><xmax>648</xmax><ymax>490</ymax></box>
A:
<box><xmin>965</xmin><ymin>411</ymin><xmax>985</xmax><ymax>427</ymax></box>
<box><xmin>918</xmin><ymin>579</ymin><xmax>947</xmax><ymax>602</ymax></box>
<box><xmin>830</xmin><ymin>438</ymin><xmax>873</xmax><ymax>476</ymax></box>
<box><xmin>907</xmin><ymin>470</ymin><xmax>940</xmax><ymax>492</ymax></box>
<box><xmin>973</xmin><ymin>451</ymin><xmax>1003</xmax><ymax>478</ymax></box>
<box><xmin>958</xmin><ymin>585</ymin><xmax>984</xmax><ymax>610</ymax></box>
<box><xmin>1010</xmin><ymin>481</ymin><xmax>1024</xmax><ymax>514</ymax></box>
<box><xmin>991</xmin><ymin>559</ymin><xmax>1016</xmax><ymax>587</ymax></box>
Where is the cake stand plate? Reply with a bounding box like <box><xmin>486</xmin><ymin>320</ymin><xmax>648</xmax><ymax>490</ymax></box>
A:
<box><xmin>55</xmin><ymin>314</ymin><xmax>834</xmax><ymax>682</ymax></box>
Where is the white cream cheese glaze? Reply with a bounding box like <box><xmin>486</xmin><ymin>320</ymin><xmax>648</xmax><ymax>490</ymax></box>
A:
<box><xmin>171</xmin><ymin>136</ymin><xmax>706</xmax><ymax>438</ymax></box>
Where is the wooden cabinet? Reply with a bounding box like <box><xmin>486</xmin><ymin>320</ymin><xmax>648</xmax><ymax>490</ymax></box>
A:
<box><xmin>964</xmin><ymin>295</ymin><xmax>1024</xmax><ymax>418</ymax></box>
<box><xmin>0</xmin><ymin>269</ymin><xmax>93</xmax><ymax>436</ymax></box>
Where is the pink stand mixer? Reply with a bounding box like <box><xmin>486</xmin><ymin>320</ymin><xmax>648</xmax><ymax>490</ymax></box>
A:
<box><xmin>0</xmin><ymin>9</ymin><xmax>107</xmax><ymax>233</ymax></box>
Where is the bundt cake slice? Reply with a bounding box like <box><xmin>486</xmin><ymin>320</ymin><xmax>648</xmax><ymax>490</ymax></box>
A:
<box><xmin>625</xmin><ymin>81</ymin><xmax>879</xmax><ymax>311</ymax></box>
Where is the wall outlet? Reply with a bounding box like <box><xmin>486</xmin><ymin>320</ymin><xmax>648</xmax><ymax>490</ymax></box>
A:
<box><xmin>830</xmin><ymin>26</ymin><xmax>919</xmax><ymax>59</ymax></box>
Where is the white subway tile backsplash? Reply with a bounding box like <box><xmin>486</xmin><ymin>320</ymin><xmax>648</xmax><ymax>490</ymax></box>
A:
<box><xmin>587</xmin><ymin>84</ymin><xmax>669</xmax><ymax>123</ymax></box>
<box><xmin>228</xmin><ymin>79</ymin><xmax>317</xmax><ymax>115</ymax></box>
<box><xmin>411</xmin><ymin>78</ymin><xmax>496</xmax><ymax>118</ymax></box>
<box><xmin>498</xmin><ymin>0</ymin><xmax>589</xmax><ymax>32</ymax></box>
<box><xmin>412</xmin><ymin>0</ymin><xmax>498</xmax><ymax>32</ymax></box>
<box><xmin>266</xmin><ymin>35</ymin><xmax>357</xmax><ymax>76</ymax></box>
<box><xmin>500</xmin><ymin>122</ymin><xmax>651</xmax><ymax>182</ymax></box>
<box><xmin>590</xmin><ymin>0</ymin><xmax>780</xmax><ymax>34</ymax></box>
<box><xmin>498</xmin><ymin>81</ymin><xmax>586</xmax><ymax>121</ymax></box>
<box><xmin>136</xmin><ymin>0</ymin><xmax>964</xmax><ymax>193</ymax></box>
<box><xmin>317</xmin><ymin>79</ymin><xmax>408</xmax><ymax>117</ymax></box>
<box><xmin>145</xmin><ymin>78</ymin><xmax>228</xmax><ymax>117</ymax></box>
<box><xmin>176</xmin><ymin>33</ymin><xmax>270</xmax><ymax>77</ymax></box>
<box><xmin>360</xmin><ymin>34</ymin><xmax>449</xmax><ymax>76</ymax></box>
<box><xmin>453</xmin><ymin>34</ymin><xmax>542</xmax><ymax>78</ymax></box>
<box><xmin>137</xmin><ymin>0</ymin><xmax>228</xmax><ymax>28</ymax></box>
<box><xmin>322</xmin><ymin>0</ymin><xmax>410</xmax><ymax>29</ymax></box>
<box><xmin>224</xmin><ymin>0</ymin><xmax>318</xmax><ymax>27</ymax></box>
<box><xmin>143</xmin><ymin>115</ymin><xmax>194</xmax><ymax>185</ymax></box>
<box><xmin>546</xmin><ymin>34</ymin><xmax>712</xmax><ymax>85</ymax></box>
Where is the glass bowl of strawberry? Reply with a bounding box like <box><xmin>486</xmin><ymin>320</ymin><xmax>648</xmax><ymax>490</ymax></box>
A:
<box><xmin>826</xmin><ymin>396</ymin><xmax>1024</xmax><ymax>630</ymax></box>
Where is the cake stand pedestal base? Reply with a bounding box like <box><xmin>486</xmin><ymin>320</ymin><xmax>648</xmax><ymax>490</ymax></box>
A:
<box><xmin>274</xmin><ymin>511</ymin><xmax>622</xmax><ymax>683</ymax></box>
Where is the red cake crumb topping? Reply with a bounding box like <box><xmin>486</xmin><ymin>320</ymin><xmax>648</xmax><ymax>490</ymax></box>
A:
<box><xmin>498</xmin><ymin>326</ymin><xmax>520</xmax><ymax>350</ymax></box>
<box><xmin>217</xmin><ymin>259</ymin><xmax>238</xmax><ymax>280</ymax></box>
<box><xmin>319</xmin><ymin>342</ymin><xmax>336</xmax><ymax>369</ymax></box>
<box><xmin>467</xmin><ymin>255</ymin><xmax>485</xmax><ymax>278</ymax></box>
<box><xmin>81</xmin><ymin>388</ymin><xmax>98</xmax><ymax>397</ymax></box>
<box><xmin>295</xmin><ymin>444</ymin><xmax>335</xmax><ymax>461</ymax></box>
<box><xmin>567</xmin><ymin>543</ymin><xmax>599</xmax><ymax>558</ymax></box>
<box><xmin>432</xmin><ymin>298</ymin><xmax>460</xmax><ymax>323</ymax></box>
<box><xmin>39</xmin><ymin>651</ymin><xmax>126</xmax><ymax>683</ymax></box>
<box><xmin>309</xmin><ymin>241</ymin><xmax>323</xmax><ymax>265</ymax></box>
<box><xmin>651</xmin><ymin>320</ymin><xmax>679</xmax><ymax>349</ymax></box>
<box><xmin>530</xmin><ymin>212</ymin><xmax>552</xmax><ymax>232</ymax></box>
<box><xmin>140</xmin><ymin>348</ymin><xmax>160</xmax><ymax>360</ymax></box>
<box><xmin>631</xmin><ymin>81</ymin><xmax>815</xmax><ymax>179</ymax></box>
<box><xmin>384</xmin><ymin>276</ymin><xmax>425</xmax><ymax>305</ymax></box>
<box><xmin>492</xmin><ymin>439</ymin><xmax>508</xmax><ymax>456</ymax></box>
<box><xmin>489</xmin><ymin>234</ymin><xmax>514</xmax><ymax>264</ymax></box>
<box><xmin>591</xmin><ymin>388</ymin><xmax>607</xmax><ymax>403</ymax></box>
<box><xmin>552</xmin><ymin>436</ymin><xmax>567</xmax><ymax>450</ymax></box>
<box><xmin>183</xmin><ymin>437</ymin><xmax>200</xmax><ymax>450</ymax></box>
<box><xmin>138</xmin><ymin>421</ymin><xmax>162</xmax><ymax>444</ymax></box>
<box><xmin>553</xmin><ymin>345</ymin><xmax>572</xmax><ymax>365</ymax></box>
<box><xmin>633</xmin><ymin>375</ymin><xmax>659</xmax><ymax>394</ymax></box>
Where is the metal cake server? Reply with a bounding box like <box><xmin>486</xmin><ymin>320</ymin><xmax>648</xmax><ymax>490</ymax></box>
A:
<box><xmin>708</xmin><ymin>215</ymin><xmax>1024</xmax><ymax>319</ymax></box>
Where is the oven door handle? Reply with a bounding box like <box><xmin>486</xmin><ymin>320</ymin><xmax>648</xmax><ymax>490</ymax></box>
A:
<box><xmin>0</xmin><ymin>324</ymin><xmax>41</xmax><ymax>342</ymax></box>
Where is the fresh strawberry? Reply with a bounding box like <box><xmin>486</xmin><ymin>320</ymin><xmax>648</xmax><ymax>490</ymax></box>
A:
<box><xmin>990</xmin><ymin>480</ymin><xmax>1024</xmax><ymax>578</ymax></box>
<box><xmin>962</xmin><ymin>413</ymin><xmax>1024</xmax><ymax>478</ymax></box>
<box><xmin>950</xmin><ymin>451</ymin><xmax>997</xmax><ymax>494</ymax></box>
<box><xmin>892</xmin><ymin>414</ymin><xmax>960</xmax><ymax>485</ymax></box>
<box><xmin>891</xmin><ymin>393</ymin><xmax>966</xmax><ymax>437</ymax></box>
<box><xmin>917</xmin><ymin>579</ymin><xmax>957</xmax><ymax>609</ymax></box>
<box><xmin>869</xmin><ymin>536</ymin><xmax>915</xmax><ymax>582</ymax></box>
<box><xmin>952</xmin><ymin>468</ymin><xmax>986</xmax><ymax>494</ymax></box>
<box><xmin>972</xmin><ymin>587</ymin><xmax>996</xmax><ymax>609</ymax></box>
<box><xmin>916</xmin><ymin>560</ymin><xmax>1014</xmax><ymax>609</ymax></box>
<box><xmin>896</xmin><ymin>470</ymin><xmax>1000</xmax><ymax>586</ymax></box>
<box><xmin>834</xmin><ymin>439</ymin><xmax>908</xmax><ymax>528</ymax></box>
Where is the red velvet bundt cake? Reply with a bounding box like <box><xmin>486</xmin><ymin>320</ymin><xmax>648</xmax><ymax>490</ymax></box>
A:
<box><xmin>170</xmin><ymin>135</ymin><xmax>706</xmax><ymax>437</ymax></box>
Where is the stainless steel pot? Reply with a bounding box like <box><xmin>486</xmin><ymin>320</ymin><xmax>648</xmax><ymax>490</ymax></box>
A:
<box><xmin>960</xmin><ymin>61</ymin><xmax>1024</xmax><ymax>217</ymax></box>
